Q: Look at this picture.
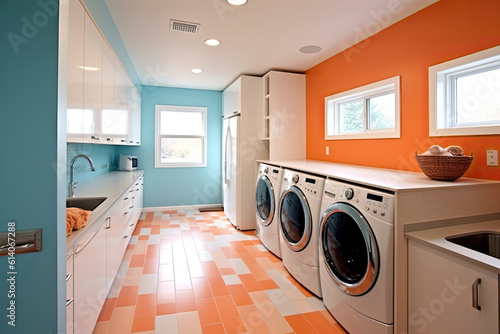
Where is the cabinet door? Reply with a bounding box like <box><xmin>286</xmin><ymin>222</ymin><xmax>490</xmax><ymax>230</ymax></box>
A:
<box><xmin>83</xmin><ymin>11</ymin><xmax>103</xmax><ymax>143</ymax></box>
<box><xmin>66</xmin><ymin>0</ymin><xmax>85</xmax><ymax>143</ymax></box>
<box><xmin>101</xmin><ymin>42</ymin><xmax>127</xmax><ymax>145</ymax></box>
<box><xmin>132</xmin><ymin>176</ymin><xmax>144</xmax><ymax>224</ymax></box>
<box><xmin>106</xmin><ymin>203</ymin><xmax>123</xmax><ymax>293</ymax></box>
<box><xmin>127</xmin><ymin>88</ymin><xmax>141</xmax><ymax>145</ymax></box>
<box><xmin>409</xmin><ymin>241</ymin><xmax>498</xmax><ymax>334</ymax></box>
<box><xmin>73</xmin><ymin>219</ymin><xmax>107</xmax><ymax>334</ymax></box>
<box><xmin>66</xmin><ymin>253</ymin><xmax>74</xmax><ymax>334</ymax></box>
<box><xmin>223</xmin><ymin>77</ymin><xmax>241</xmax><ymax>118</ymax></box>
<box><xmin>114</xmin><ymin>62</ymin><xmax>130</xmax><ymax>144</ymax></box>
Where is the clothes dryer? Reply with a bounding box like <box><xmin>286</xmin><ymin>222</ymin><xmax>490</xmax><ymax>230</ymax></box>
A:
<box><xmin>255</xmin><ymin>163</ymin><xmax>283</xmax><ymax>258</ymax></box>
<box><xmin>319</xmin><ymin>179</ymin><xmax>395</xmax><ymax>334</ymax></box>
<box><xmin>279</xmin><ymin>169</ymin><xmax>325</xmax><ymax>297</ymax></box>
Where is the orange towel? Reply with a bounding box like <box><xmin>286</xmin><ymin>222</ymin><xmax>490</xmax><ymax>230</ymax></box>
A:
<box><xmin>66</xmin><ymin>208</ymin><xmax>91</xmax><ymax>231</ymax></box>
<box><xmin>66</xmin><ymin>212</ymin><xmax>76</xmax><ymax>237</ymax></box>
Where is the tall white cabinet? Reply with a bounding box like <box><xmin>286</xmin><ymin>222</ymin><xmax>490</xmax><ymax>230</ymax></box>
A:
<box><xmin>262</xmin><ymin>71</ymin><xmax>306</xmax><ymax>160</ymax></box>
<box><xmin>222</xmin><ymin>76</ymin><xmax>268</xmax><ymax>230</ymax></box>
<box><xmin>66</xmin><ymin>0</ymin><xmax>141</xmax><ymax>146</ymax></box>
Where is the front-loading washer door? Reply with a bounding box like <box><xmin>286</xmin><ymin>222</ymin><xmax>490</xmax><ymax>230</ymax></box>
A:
<box><xmin>255</xmin><ymin>175</ymin><xmax>275</xmax><ymax>227</ymax></box>
<box><xmin>320</xmin><ymin>202</ymin><xmax>379</xmax><ymax>296</ymax></box>
<box><xmin>279</xmin><ymin>185</ymin><xmax>311</xmax><ymax>252</ymax></box>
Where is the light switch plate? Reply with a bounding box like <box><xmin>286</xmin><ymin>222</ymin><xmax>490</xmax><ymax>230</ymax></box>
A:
<box><xmin>487</xmin><ymin>150</ymin><xmax>498</xmax><ymax>166</ymax></box>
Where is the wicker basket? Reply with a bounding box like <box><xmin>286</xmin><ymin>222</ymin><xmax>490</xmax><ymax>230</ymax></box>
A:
<box><xmin>415</xmin><ymin>151</ymin><xmax>473</xmax><ymax>181</ymax></box>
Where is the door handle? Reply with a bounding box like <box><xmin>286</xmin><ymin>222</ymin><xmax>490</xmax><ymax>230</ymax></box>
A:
<box><xmin>472</xmin><ymin>277</ymin><xmax>481</xmax><ymax>310</ymax></box>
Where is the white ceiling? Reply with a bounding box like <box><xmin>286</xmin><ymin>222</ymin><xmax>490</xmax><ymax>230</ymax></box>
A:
<box><xmin>105</xmin><ymin>0</ymin><xmax>438</xmax><ymax>91</ymax></box>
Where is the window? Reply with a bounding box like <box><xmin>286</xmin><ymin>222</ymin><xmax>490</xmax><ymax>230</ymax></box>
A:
<box><xmin>325</xmin><ymin>76</ymin><xmax>400</xmax><ymax>140</ymax></box>
<box><xmin>429</xmin><ymin>45</ymin><xmax>500</xmax><ymax>136</ymax></box>
<box><xmin>155</xmin><ymin>105</ymin><xmax>207</xmax><ymax>168</ymax></box>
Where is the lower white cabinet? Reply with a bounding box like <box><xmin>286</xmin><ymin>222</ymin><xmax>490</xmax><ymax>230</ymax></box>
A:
<box><xmin>68</xmin><ymin>173</ymin><xmax>144</xmax><ymax>334</ymax></box>
<box><xmin>73</xmin><ymin>217</ymin><xmax>107</xmax><ymax>334</ymax></box>
<box><xmin>408</xmin><ymin>240</ymin><xmax>498</xmax><ymax>334</ymax></box>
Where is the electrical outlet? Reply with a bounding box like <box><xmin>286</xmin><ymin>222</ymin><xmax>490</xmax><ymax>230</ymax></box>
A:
<box><xmin>326</xmin><ymin>146</ymin><xmax>329</xmax><ymax>156</ymax></box>
<box><xmin>487</xmin><ymin>150</ymin><xmax>498</xmax><ymax>167</ymax></box>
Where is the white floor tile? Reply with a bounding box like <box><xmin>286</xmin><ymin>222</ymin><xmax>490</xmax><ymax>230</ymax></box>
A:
<box><xmin>138</xmin><ymin>273</ymin><xmax>158</xmax><ymax>295</ymax></box>
<box><xmin>266</xmin><ymin>288</ymin><xmax>301</xmax><ymax>316</ymax></box>
<box><xmin>228</xmin><ymin>258</ymin><xmax>251</xmax><ymax>275</ymax></box>
<box><xmin>156</xmin><ymin>314</ymin><xmax>178</xmax><ymax>334</ymax></box>
<box><xmin>222</xmin><ymin>274</ymin><xmax>242</xmax><ymax>285</ymax></box>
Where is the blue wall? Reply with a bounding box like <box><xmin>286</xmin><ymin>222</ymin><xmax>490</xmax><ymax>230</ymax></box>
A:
<box><xmin>117</xmin><ymin>86</ymin><xmax>223</xmax><ymax>208</ymax></box>
<box><xmin>0</xmin><ymin>0</ymin><xmax>64</xmax><ymax>332</ymax></box>
<box><xmin>67</xmin><ymin>143</ymin><xmax>117</xmax><ymax>196</ymax></box>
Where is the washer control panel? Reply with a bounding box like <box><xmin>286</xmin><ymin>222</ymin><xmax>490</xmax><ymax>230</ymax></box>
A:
<box><xmin>259</xmin><ymin>164</ymin><xmax>282</xmax><ymax>183</ymax></box>
<box><xmin>282</xmin><ymin>169</ymin><xmax>325</xmax><ymax>197</ymax></box>
<box><xmin>323</xmin><ymin>179</ymin><xmax>395</xmax><ymax>223</ymax></box>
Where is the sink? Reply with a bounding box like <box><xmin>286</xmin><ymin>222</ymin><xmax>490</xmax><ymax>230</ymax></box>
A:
<box><xmin>446</xmin><ymin>232</ymin><xmax>500</xmax><ymax>260</ymax></box>
<box><xmin>66</xmin><ymin>197</ymin><xmax>107</xmax><ymax>211</ymax></box>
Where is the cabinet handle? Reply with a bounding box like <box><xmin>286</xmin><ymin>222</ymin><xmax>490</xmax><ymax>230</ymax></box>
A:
<box><xmin>106</xmin><ymin>137</ymin><xmax>114</xmax><ymax>141</ymax></box>
<box><xmin>472</xmin><ymin>277</ymin><xmax>481</xmax><ymax>310</ymax></box>
<box><xmin>66</xmin><ymin>298</ymin><xmax>74</xmax><ymax>307</ymax></box>
<box><xmin>74</xmin><ymin>230</ymin><xmax>99</xmax><ymax>255</ymax></box>
<box><xmin>124</xmin><ymin>197</ymin><xmax>129</xmax><ymax>201</ymax></box>
<box><xmin>66</xmin><ymin>273</ymin><xmax>72</xmax><ymax>282</ymax></box>
<box><xmin>105</xmin><ymin>217</ymin><xmax>111</xmax><ymax>230</ymax></box>
<box><xmin>121</xmin><ymin>139</ymin><xmax>126</xmax><ymax>143</ymax></box>
<box><xmin>91</xmin><ymin>135</ymin><xmax>100</xmax><ymax>140</ymax></box>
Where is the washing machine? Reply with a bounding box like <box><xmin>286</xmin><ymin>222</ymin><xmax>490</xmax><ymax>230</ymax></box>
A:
<box><xmin>319</xmin><ymin>179</ymin><xmax>395</xmax><ymax>334</ymax></box>
<box><xmin>255</xmin><ymin>163</ymin><xmax>283</xmax><ymax>258</ymax></box>
<box><xmin>279</xmin><ymin>169</ymin><xmax>325</xmax><ymax>297</ymax></box>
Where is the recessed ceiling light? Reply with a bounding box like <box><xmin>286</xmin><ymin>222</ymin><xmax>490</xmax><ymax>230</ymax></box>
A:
<box><xmin>227</xmin><ymin>0</ymin><xmax>247</xmax><ymax>6</ymax></box>
<box><xmin>204</xmin><ymin>39</ymin><xmax>221</xmax><ymax>46</ymax></box>
<box><xmin>79</xmin><ymin>66</ymin><xmax>100</xmax><ymax>71</ymax></box>
<box><xmin>299</xmin><ymin>45</ymin><xmax>322</xmax><ymax>54</ymax></box>
<box><xmin>191</xmin><ymin>68</ymin><xmax>203</xmax><ymax>74</ymax></box>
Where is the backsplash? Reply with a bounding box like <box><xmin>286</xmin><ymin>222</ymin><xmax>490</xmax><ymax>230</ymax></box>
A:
<box><xmin>67</xmin><ymin>143</ymin><xmax>117</xmax><ymax>196</ymax></box>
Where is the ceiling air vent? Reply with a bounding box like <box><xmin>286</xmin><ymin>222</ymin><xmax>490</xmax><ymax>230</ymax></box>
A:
<box><xmin>170</xmin><ymin>19</ymin><xmax>200</xmax><ymax>34</ymax></box>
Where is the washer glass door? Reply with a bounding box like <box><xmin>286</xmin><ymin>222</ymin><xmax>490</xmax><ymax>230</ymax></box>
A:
<box><xmin>279</xmin><ymin>186</ymin><xmax>311</xmax><ymax>251</ymax></box>
<box><xmin>255</xmin><ymin>175</ymin><xmax>275</xmax><ymax>226</ymax></box>
<box><xmin>320</xmin><ymin>203</ymin><xmax>379</xmax><ymax>296</ymax></box>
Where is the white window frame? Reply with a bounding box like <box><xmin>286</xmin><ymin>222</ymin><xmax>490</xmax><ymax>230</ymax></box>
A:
<box><xmin>429</xmin><ymin>45</ymin><xmax>500</xmax><ymax>136</ymax></box>
<box><xmin>325</xmin><ymin>76</ymin><xmax>400</xmax><ymax>140</ymax></box>
<box><xmin>155</xmin><ymin>105</ymin><xmax>207</xmax><ymax>168</ymax></box>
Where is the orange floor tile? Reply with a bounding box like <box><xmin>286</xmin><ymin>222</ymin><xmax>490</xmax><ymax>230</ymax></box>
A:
<box><xmin>92</xmin><ymin>209</ymin><xmax>348</xmax><ymax>334</ymax></box>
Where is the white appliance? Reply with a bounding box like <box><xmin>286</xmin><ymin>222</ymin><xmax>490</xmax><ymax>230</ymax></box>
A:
<box><xmin>119</xmin><ymin>154</ymin><xmax>138</xmax><ymax>171</ymax></box>
<box><xmin>255</xmin><ymin>163</ymin><xmax>283</xmax><ymax>258</ymax></box>
<box><xmin>318</xmin><ymin>179</ymin><xmax>395</xmax><ymax>334</ymax></box>
<box><xmin>222</xmin><ymin>76</ymin><xmax>267</xmax><ymax>230</ymax></box>
<box><xmin>278</xmin><ymin>169</ymin><xmax>325</xmax><ymax>297</ymax></box>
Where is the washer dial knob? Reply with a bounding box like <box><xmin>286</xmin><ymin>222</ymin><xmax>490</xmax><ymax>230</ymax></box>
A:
<box><xmin>292</xmin><ymin>174</ymin><xmax>299</xmax><ymax>183</ymax></box>
<box><xmin>264</xmin><ymin>167</ymin><xmax>269</xmax><ymax>174</ymax></box>
<box><xmin>344</xmin><ymin>188</ymin><xmax>354</xmax><ymax>200</ymax></box>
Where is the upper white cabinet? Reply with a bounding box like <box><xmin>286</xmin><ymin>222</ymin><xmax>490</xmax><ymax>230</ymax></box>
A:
<box><xmin>223</xmin><ymin>77</ymin><xmax>242</xmax><ymax>118</ymax></box>
<box><xmin>66</xmin><ymin>0</ymin><xmax>85</xmax><ymax>143</ymax></box>
<box><xmin>66</xmin><ymin>0</ymin><xmax>140</xmax><ymax>146</ymax></box>
<box><xmin>262</xmin><ymin>71</ymin><xmax>306</xmax><ymax>160</ymax></box>
<box><xmin>83</xmin><ymin>11</ymin><xmax>103</xmax><ymax>143</ymax></box>
<box><xmin>408</xmin><ymin>240</ymin><xmax>498</xmax><ymax>334</ymax></box>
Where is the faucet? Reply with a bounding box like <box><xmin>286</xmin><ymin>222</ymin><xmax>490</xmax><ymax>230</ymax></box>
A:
<box><xmin>69</xmin><ymin>154</ymin><xmax>96</xmax><ymax>197</ymax></box>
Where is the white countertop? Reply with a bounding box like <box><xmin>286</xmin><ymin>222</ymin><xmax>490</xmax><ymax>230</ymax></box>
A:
<box><xmin>66</xmin><ymin>170</ymin><xmax>144</xmax><ymax>252</ymax></box>
<box><xmin>257</xmin><ymin>159</ymin><xmax>500</xmax><ymax>192</ymax></box>
<box><xmin>406</xmin><ymin>220</ymin><xmax>500</xmax><ymax>274</ymax></box>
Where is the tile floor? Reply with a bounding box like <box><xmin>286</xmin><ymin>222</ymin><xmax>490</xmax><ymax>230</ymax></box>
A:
<box><xmin>92</xmin><ymin>209</ymin><xmax>348</xmax><ymax>334</ymax></box>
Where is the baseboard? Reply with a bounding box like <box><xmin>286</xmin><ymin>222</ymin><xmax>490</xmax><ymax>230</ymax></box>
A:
<box><xmin>142</xmin><ymin>204</ymin><xmax>224</xmax><ymax>212</ymax></box>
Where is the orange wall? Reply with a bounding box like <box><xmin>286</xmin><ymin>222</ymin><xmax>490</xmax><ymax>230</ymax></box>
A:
<box><xmin>306</xmin><ymin>0</ymin><xmax>500</xmax><ymax>180</ymax></box>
